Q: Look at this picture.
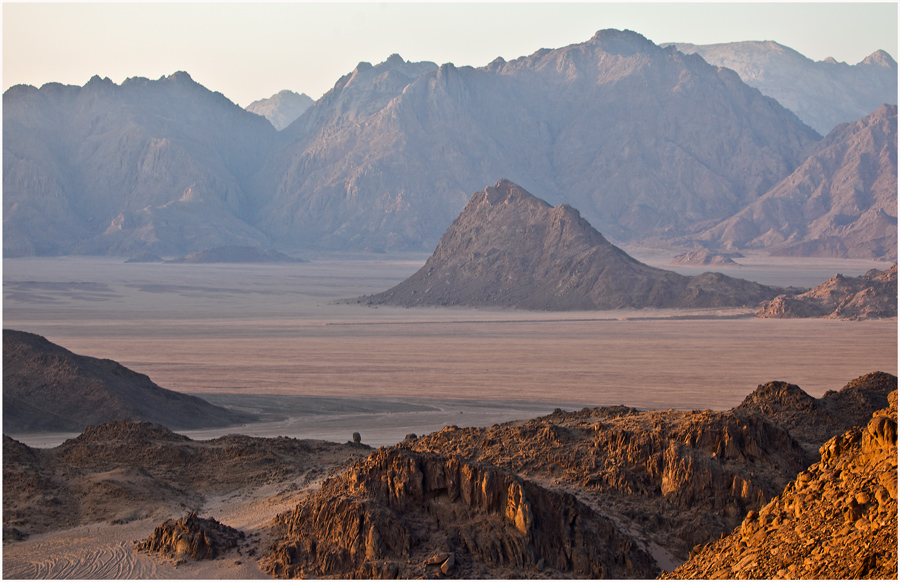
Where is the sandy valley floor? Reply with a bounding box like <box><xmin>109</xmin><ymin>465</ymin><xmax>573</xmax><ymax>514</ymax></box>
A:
<box><xmin>2</xmin><ymin>252</ymin><xmax>897</xmax><ymax>578</ymax></box>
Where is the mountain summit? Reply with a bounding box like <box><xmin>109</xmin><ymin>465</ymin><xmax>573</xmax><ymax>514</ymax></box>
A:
<box><xmin>358</xmin><ymin>180</ymin><xmax>780</xmax><ymax>310</ymax></box>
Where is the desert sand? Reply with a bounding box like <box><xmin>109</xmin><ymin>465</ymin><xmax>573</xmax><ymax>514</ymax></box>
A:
<box><xmin>2</xmin><ymin>252</ymin><xmax>897</xmax><ymax>578</ymax></box>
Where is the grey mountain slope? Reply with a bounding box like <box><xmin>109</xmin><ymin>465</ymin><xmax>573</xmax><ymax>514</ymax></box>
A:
<box><xmin>245</xmin><ymin>90</ymin><xmax>314</xmax><ymax>131</ymax></box>
<box><xmin>358</xmin><ymin>180</ymin><xmax>781</xmax><ymax>311</ymax></box>
<box><xmin>666</xmin><ymin>41</ymin><xmax>898</xmax><ymax>135</ymax></box>
<box><xmin>254</xmin><ymin>30</ymin><xmax>820</xmax><ymax>252</ymax></box>
<box><xmin>697</xmin><ymin>104</ymin><xmax>898</xmax><ymax>260</ymax></box>
<box><xmin>2</xmin><ymin>329</ymin><xmax>254</xmax><ymax>433</ymax></box>
<box><xmin>3</xmin><ymin>72</ymin><xmax>278</xmax><ymax>257</ymax></box>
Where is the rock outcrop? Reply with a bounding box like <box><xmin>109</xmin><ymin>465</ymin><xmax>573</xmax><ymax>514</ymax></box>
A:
<box><xmin>263</xmin><ymin>447</ymin><xmax>658</xmax><ymax>579</ymax></box>
<box><xmin>664</xmin><ymin>391</ymin><xmax>898</xmax><ymax>579</ymax></box>
<box><xmin>357</xmin><ymin>180</ymin><xmax>781</xmax><ymax>310</ymax></box>
<box><xmin>135</xmin><ymin>512</ymin><xmax>245</xmax><ymax>560</ymax></box>
<box><xmin>2</xmin><ymin>329</ymin><xmax>255</xmax><ymax>433</ymax></box>
<box><xmin>755</xmin><ymin>264</ymin><xmax>897</xmax><ymax>319</ymax></box>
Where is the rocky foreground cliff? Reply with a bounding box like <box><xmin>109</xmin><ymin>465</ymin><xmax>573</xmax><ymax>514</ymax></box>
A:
<box><xmin>261</xmin><ymin>372</ymin><xmax>895</xmax><ymax>578</ymax></box>
<box><xmin>358</xmin><ymin>180</ymin><xmax>781</xmax><ymax>311</ymax></box>
<box><xmin>666</xmin><ymin>391</ymin><xmax>897</xmax><ymax>579</ymax></box>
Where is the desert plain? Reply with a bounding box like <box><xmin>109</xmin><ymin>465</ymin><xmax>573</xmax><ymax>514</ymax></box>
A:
<box><xmin>2</xmin><ymin>252</ymin><xmax>897</xmax><ymax>578</ymax></box>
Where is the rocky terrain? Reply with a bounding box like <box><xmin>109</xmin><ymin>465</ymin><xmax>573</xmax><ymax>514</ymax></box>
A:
<box><xmin>3</xmin><ymin>372</ymin><xmax>895</xmax><ymax>578</ymax></box>
<box><xmin>357</xmin><ymin>180</ymin><xmax>781</xmax><ymax>310</ymax></box>
<box><xmin>665</xmin><ymin>390</ymin><xmax>897</xmax><ymax>579</ymax></box>
<box><xmin>2</xmin><ymin>420</ymin><xmax>371</xmax><ymax>540</ymax></box>
<box><xmin>245</xmin><ymin>90</ymin><xmax>314</xmax><ymax>131</ymax></box>
<box><xmin>756</xmin><ymin>264</ymin><xmax>897</xmax><ymax>320</ymax></box>
<box><xmin>262</xmin><ymin>448</ymin><xmax>658</xmax><ymax>579</ymax></box>
<box><xmin>6</xmin><ymin>30</ymin><xmax>833</xmax><ymax>257</ymax></box>
<box><xmin>699</xmin><ymin>104</ymin><xmax>898</xmax><ymax>260</ymax></box>
<box><xmin>164</xmin><ymin>245</ymin><xmax>304</xmax><ymax>264</ymax></box>
<box><xmin>2</xmin><ymin>329</ymin><xmax>254</xmax><ymax>433</ymax></box>
<box><xmin>256</xmin><ymin>371</ymin><xmax>894</xmax><ymax>578</ymax></box>
<box><xmin>667</xmin><ymin>40</ymin><xmax>897</xmax><ymax>135</ymax></box>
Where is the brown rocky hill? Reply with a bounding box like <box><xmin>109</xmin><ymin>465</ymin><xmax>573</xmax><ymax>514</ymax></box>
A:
<box><xmin>669</xmin><ymin>250</ymin><xmax>741</xmax><ymax>266</ymax></box>
<box><xmin>2</xmin><ymin>329</ymin><xmax>253</xmax><ymax>433</ymax></box>
<box><xmin>756</xmin><ymin>264</ymin><xmax>897</xmax><ymax>320</ymax></box>
<box><xmin>2</xmin><ymin>420</ymin><xmax>370</xmax><ymax>539</ymax></box>
<box><xmin>357</xmin><ymin>180</ymin><xmax>781</xmax><ymax>310</ymax></box>
<box><xmin>262</xmin><ymin>447</ymin><xmax>659</xmax><ymax>579</ymax></box>
<box><xmin>664</xmin><ymin>391</ymin><xmax>897</xmax><ymax>579</ymax></box>
<box><xmin>135</xmin><ymin>512</ymin><xmax>246</xmax><ymax>561</ymax></box>
<box><xmin>699</xmin><ymin>104</ymin><xmax>898</xmax><ymax>260</ymax></box>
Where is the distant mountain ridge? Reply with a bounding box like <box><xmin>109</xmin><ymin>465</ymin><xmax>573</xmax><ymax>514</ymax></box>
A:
<box><xmin>245</xmin><ymin>90</ymin><xmax>314</xmax><ymax>131</ymax></box>
<box><xmin>358</xmin><ymin>180</ymin><xmax>781</xmax><ymax>310</ymax></box>
<box><xmin>3</xmin><ymin>30</ymin><xmax>895</xmax><ymax>260</ymax></box>
<box><xmin>666</xmin><ymin>40</ymin><xmax>898</xmax><ymax>135</ymax></box>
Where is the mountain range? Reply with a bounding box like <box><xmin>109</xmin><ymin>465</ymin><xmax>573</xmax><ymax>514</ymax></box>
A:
<box><xmin>4</xmin><ymin>30</ymin><xmax>896</xmax><ymax>260</ymax></box>
<box><xmin>245</xmin><ymin>90</ymin><xmax>314</xmax><ymax>131</ymax></box>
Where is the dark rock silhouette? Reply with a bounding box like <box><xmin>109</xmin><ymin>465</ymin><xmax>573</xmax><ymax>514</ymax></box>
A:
<box><xmin>2</xmin><ymin>329</ymin><xmax>253</xmax><ymax>433</ymax></box>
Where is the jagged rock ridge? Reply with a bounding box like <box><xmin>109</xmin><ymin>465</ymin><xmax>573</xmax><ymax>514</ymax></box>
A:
<box><xmin>756</xmin><ymin>264</ymin><xmax>897</xmax><ymax>319</ymax></box>
<box><xmin>2</xmin><ymin>329</ymin><xmax>254</xmax><ymax>433</ymax></box>
<box><xmin>666</xmin><ymin>40</ymin><xmax>898</xmax><ymax>135</ymax></box>
<box><xmin>698</xmin><ymin>104</ymin><xmax>898</xmax><ymax>260</ymax></box>
<box><xmin>665</xmin><ymin>391</ymin><xmax>897</xmax><ymax>579</ymax></box>
<box><xmin>358</xmin><ymin>180</ymin><xmax>781</xmax><ymax>310</ymax></box>
<box><xmin>262</xmin><ymin>447</ymin><xmax>658</xmax><ymax>579</ymax></box>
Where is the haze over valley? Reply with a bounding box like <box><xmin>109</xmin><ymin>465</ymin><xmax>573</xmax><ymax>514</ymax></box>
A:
<box><xmin>3</xmin><ymin>16</ymin><xmax>898</xmax><ymax>581</ymax></box>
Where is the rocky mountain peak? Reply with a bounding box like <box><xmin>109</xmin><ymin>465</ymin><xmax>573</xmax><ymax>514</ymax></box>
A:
<box><xmin>861</xmin><ymin>49</ymin><xmax>897</xmax><ymax>69</ymax></box>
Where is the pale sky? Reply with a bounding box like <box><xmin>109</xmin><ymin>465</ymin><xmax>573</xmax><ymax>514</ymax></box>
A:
<box><xmin>3</xmin><ymin>2</ymin><xmax>898</xmax><ymax>107</ymax></box>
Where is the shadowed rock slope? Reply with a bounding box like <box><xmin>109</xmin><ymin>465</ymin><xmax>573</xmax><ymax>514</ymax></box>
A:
<box><xmin>664</xmin><ymin>391</ymin><xmax>897</xmax><ymax>579</ymax></box>
<box><xmin>2</xmin><ymin>329</ymin><xmax>253</xmax><ymax>433</ymax></box>
<box><xmin>358</xmin><ymin>180</ymin><xmax>781</xmax><ymax>310</ymax></box>
<box><xmin>2</xmin><ymin>420</ymin><xmax>371</xmax><ymax>539</ymax></box>
<box><xmin>262</xmin><ymin>447</ymin><xmax>658</xmax><ymax>579</ymax></box>
<box><xmin>756</xmin><ymin>264</ymin><xmax>897</xmax><ymax>320</ymax></box>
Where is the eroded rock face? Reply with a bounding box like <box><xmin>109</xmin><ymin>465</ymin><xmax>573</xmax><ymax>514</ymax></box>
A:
<box><xmin>262</xmin><ymin>448</ymin><xmax>658</xmax><ymax>579</ymax></box>
<box><xmin>756</xmin><ymin>264</ymin><xmax>897</xmax><ymax>319</ymax></box>
<box><xmin>664</xmin><ymin>392</ymin><xmax>898</xmax><ymax>579</ymax></box>
<box><xmin>135</xmin><ymin>512</ymin><xmax>244</xmax><ymax>560</ymax></box>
